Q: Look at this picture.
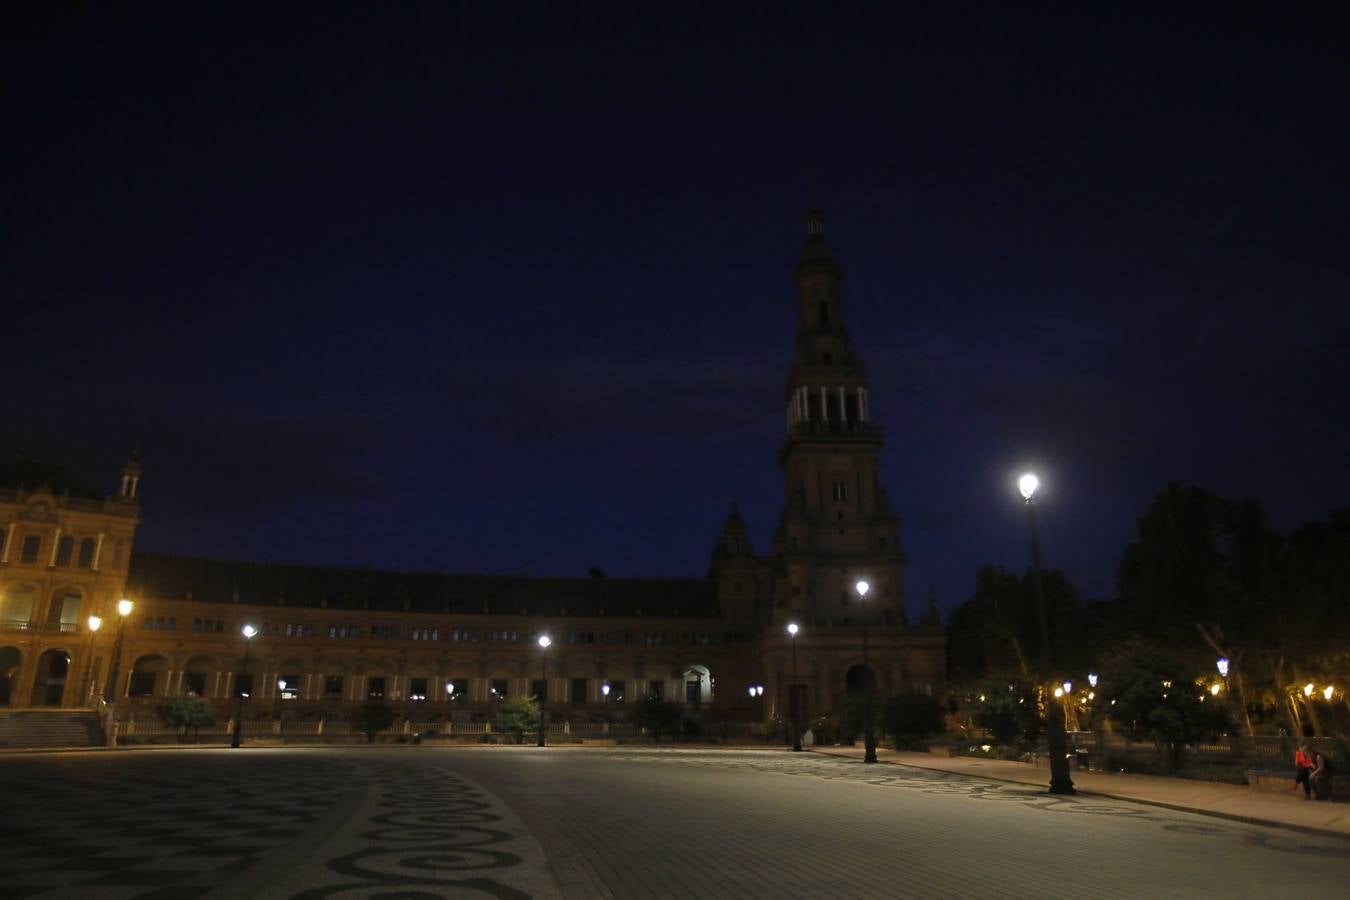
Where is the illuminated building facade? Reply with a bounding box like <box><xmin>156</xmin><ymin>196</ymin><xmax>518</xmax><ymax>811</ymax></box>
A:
<box><xmin>0</xmin><ymin>215</ymin><xmax>944</xmax><ymax>730</ymax></box>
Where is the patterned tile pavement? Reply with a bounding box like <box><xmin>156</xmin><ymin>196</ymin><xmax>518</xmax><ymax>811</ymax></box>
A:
<box><xmin>0</xmin><ymin>747</ymin><xmax>1347</xmax><ymax>899</ymax></box>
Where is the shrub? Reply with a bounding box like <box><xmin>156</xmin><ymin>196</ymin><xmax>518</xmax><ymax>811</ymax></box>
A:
<box><xmin>349</xmin><ymin>700</ymin><xmax>396</xmax><ymax>744</ymax></box>
<box><xmin>494</xmin><ymin>696</ymin><xmax>539</xmax><ymax>744</ymax></box>
<box><xmin>154</xmin><ymin>695</ymin><xmax>216</xmax><ymax>743</ymax></box>
<box><xmin>881</xmin><ymin>691</ymin><xmax>947</xmax><ymax>749</ymax></box>
<box><xmin>629</xmin><ymin>697</ymin><xmax>683</xmax><ymax>742</ymax></box>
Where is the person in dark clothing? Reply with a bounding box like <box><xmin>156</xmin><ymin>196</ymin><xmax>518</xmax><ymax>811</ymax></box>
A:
<box><xmin>1309</xmin><ymin>750</ymin><xmax>1334</xmax><ymax>802</ymax></box>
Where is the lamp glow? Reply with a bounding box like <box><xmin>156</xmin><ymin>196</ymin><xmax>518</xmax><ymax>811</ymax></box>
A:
<box><xmin>1088</xmin><ymin>673</ymin><xmax>1098</xmax><ymax>688</ymax></box>
<box><xmin>1303</xmin><ymin>682</ymin><xmax>1314</xmax><ymax>697</ymax></box>
<box><xmin>1210</xmin><ymin>683</ymin><xmax>1222</xmax><ymax>696</ymax></box>
<box><xmin>1053</xmin><ymin>687</ymin><xmax>1065</xmax><ymax>698</ymax></box>
<box><xmin>1324</xmin><ymin>685</ymin><xmax>1335</xmax><ymax>701</ymax></box>
<box><xmin>1216</xmin><ymin>657</ymin><xmax>1229</xmax><ymax>677</ymax></box>
<box><xmin>1018</xmin><ymin>473</ymin><xmax>1040</xmax><ymax>501</ymax></box>
<box><xmin>241</xmin><ymin>624</ymin><xmax>257</xmax><ymax>638</ymax></box>
<box><xmin>855</xmin><ymin>580</ymin><xmax>870</xmax><ymax>598</ymax></box>
<box><xmin>87</xmin><ymin>615</ymin><xmax>103</xmax><ymax>632</ymax></box>
<box><xmin>1062</xmin><ymin>681</ymin><xmax>1073</xmax><ymax>695</ymax></box>
<box><xmin>538</xmin><ymin>634</ymin><xmax>552</xmax><ymax>648</ymax></box>
<box><xmin>787</xmin><ymin>622</ymin><xmax>799</xmax><ymax>636</ymax></box>
<box><xmin>117</xmin><ymin>598</ymin><xmax>134</xmax><ymax>617</ymax></box>
<box><xmin>601</xmin><ymin>682</ymin><xmax>611</xmax><ymax>696</ymax></box>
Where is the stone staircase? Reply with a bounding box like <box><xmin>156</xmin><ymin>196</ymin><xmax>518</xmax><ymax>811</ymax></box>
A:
<box><xmin>0</xmin><ymin>710</ymin><xmax>105</xmax><ymax>749</ymax></box>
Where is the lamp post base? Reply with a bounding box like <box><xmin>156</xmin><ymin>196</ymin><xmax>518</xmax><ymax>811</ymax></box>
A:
<box><xmin>1045</xmin><ymin>703</ymin><xmax>1076</xmax><ymax>794</ymax></box>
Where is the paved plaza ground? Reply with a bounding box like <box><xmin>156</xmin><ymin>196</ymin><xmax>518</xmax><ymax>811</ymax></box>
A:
<box><xmin>0</xmin><ymin>746</ymin><xmax>1347</xmax><ymax>899</ymax></box>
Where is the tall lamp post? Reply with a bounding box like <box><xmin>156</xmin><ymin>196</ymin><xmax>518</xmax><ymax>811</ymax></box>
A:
<box><xmin>103</xmin><ymin>598</ymin><xmax>134</xmax><ymax>702</ymax></box>
<box><xmin>82</xmin><ymin>616</ymin><xmax>102</xmax><ymax>704</ymax></box>
<box><xmin>537</xmin><ymin>634</ymin><xmax>551</xmax><ymax>747</ymax></box>
<box><xmin>230</xmin><ymin>623</ymin><xmax>257</xmax><ymax>749</ymax></box>
<box><xmin>855</xmin><ymin>580</ymin><xmax>877</xmax><ymax>763</ymax></box>
<box><xmin>787</xmin><ymin>622</ymin><xmax>802</xmax><ymax>751</ymax></box>
<box><xmin>1019</xmin><ymin>472</ymin><xmax>1075</xmax><ymax>795</ymax></box>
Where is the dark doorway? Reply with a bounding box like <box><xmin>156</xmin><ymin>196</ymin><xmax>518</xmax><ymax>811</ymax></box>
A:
<box><xmin>0</xmin><ymin>647</ymin><xmax>23</xmax><ymax>705</ymax></box>
<box><xmin>845</xmin><ymin>664</ymin><xmax>876</xmax><ymax>694</ymax></box>
<box><xmin>30</xmin><ymin>649</ymin><xmax>71</xmax><ymax>706</ymax></box>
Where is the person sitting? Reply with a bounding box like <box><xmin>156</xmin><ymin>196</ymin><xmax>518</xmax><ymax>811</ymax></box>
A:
<box><xmin>1309</xmin><ymin>750</ymin><xmax>1335</xmax><ymax>802</ymax></box>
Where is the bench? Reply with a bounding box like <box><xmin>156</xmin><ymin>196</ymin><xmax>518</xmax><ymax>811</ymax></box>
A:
<box><xmin>1246</xmin><ymin>769</ymin><xmax>1300</xmax><ymax>795</ymax></box>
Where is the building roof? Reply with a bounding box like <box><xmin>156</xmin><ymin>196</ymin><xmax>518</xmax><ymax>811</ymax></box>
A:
<box><xmin>0</xmin><ymin>459</ymin><xmax>105</xmax><ymax>501</ymax></box>
<box><xmin>127</xmin><ymin>551</ymin><xmax>719</xmax><ymax>619</ymax></box>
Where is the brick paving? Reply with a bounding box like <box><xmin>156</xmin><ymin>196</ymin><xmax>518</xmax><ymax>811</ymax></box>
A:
<box><xmin>811</xmin><ymin>745</ymin><xmax>1350</xmax><ymax>837</ymax></box>
<box><xmin>1</xmin><ymin>746</ymin><xmax>1347</xmax><ymax>898</ymax></box>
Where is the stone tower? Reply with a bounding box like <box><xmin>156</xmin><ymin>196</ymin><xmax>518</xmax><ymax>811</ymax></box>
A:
<box><xmin>773</xmin><ymin>209</ymin><xmax>905</xmax><ymax>629</ymax></box>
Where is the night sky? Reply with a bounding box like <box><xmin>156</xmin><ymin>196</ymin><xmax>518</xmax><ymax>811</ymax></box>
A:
<box><xmin>7</xmin><ymin>5</ymin><xmax>1348</xmax><ymax>616</ymax></box>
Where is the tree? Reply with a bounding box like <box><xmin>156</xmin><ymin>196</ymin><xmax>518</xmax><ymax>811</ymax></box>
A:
<box><xmin>969</xmin><ymin>680</ymin><xmax>1042</xmax><ymax>749</ymax></box>
<box><xmin>155</xmin><ymin>694</ymin><xmax>215</xmax><ymax>743</ymax></box>
<box><xmin>1097</xmin><ymin>650</ymin><xmax>1230</xmax><ymax>770</ymax></box>
<box><xmin>629</xmin><ymin>696</ymin><xmax>683</xmax><ymax>742</ymax></box>
<box><xmin>947</xmin><ymin>565</ymin><xmax>1087</xmax><ymax>685</ymax></box>
<box><xmin>1277</xmin><ymin>510</ymin><xmax>1350</xmax><ymax>737</ymax></box>
<box><xmin>880</xmin><ymin>691</ymin><xmax>947</xmax><ymax>749</ymax></box>
<box><xmin>494</xmin><ymin>696</ymin><xmax>539</xmax><ymax>744</ymax></box>
<box><xmin>841</xmin><ymin>689</ymin><xmax>881</xmax><ymax>744</ymax></box>
<box><xmin>350</xmin><ymin>700</ymin><xmax>396</xmax><ymax>743</ymax></box>
<box><xmin>1118</xmin><ymin>483</ymin><xmax>1283</xmax><ymax>736</ymax></box>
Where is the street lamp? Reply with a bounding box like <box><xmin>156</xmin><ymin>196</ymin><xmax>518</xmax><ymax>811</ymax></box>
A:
<box><xmin>1018</xmin><ymin>472</ymin><xmax>1075</xmax><ymax>795</ymax></box>
<box><xmin>1088</xmin><ymin>673</ymin><xmax>1098</xmax><ymax>688</ymax></box>
<box><xmin>82</xmin><ymin>615</ymin><xmax>102</xmax><ymax>704</ymax></box>
<box><xmin>103</xmin><ymin>598</ymin><xmax>134</xmax><ymax>702</ymax></box>
<box><xmin>787</xmin><ymin>621</ymin><xmax>802</xmax><ymax>752</ymax></box>
<box><xmin>230</xmin><ymin>623</ymin><xmax>257</xmax><ymax>748</ymax></box>
<box><xmin>537</xmin><ymin>634</ymin><xmax>551</xmax><ymax>747</ymax></box>
<box><xmin>1216</xmin><ymin>658</ymin><xmax>1230</xmax><ymax>678</ymax></box>
<box><xmin>855</xmin><ymin>579</ymin><xmax>877</xmax><ymax>764</ymax></box>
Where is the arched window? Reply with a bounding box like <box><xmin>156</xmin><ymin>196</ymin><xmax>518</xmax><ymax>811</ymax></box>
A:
<box><xmin>77</xmin><ymin>538</ymin><xmax>96</xmax><ymax>568</ymax></box>
<box><xmin>48</xmin><ymin>590</ymin><xmax>80</xmax><ymax>630</ymax></box>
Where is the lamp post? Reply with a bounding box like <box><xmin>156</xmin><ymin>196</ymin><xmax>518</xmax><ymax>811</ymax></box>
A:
<box><xmin>855</xmin><ymin>580</ymin><xmax>877</xmax><ymax>763</ymax></box>
<box><xmin>82</xmin><ymin>616</ymin><xmax>102</xmax><ymax>704</ymax></box>
<box><xmin>1019</xmin><ymin>472</ymin><xmax>1074</xmax><ymax>794</ymax></box>
<box><xmin>103</xmin><ymin>598</ymin><xmax>134</xmax><ymax>702</ymax></box>
<box><xmin>230</xmin><ymin>623</ymin><xmax>257</xmax><ymax>749</ymax></box>
<box><xmin>787</xmin><ymin>622</ymin><xmax>802</xmax><ymax>751</ymax></box>
<box><xmin>537</xmin><ymin>634</ymin><xmax>551</xmax><ymax>747</ymax></box>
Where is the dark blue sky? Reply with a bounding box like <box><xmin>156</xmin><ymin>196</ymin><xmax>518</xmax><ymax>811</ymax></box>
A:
<box><xmin>6</xmin><ymin>5</ymin><xmax>1348</xmax><ymax>616</ymax></box>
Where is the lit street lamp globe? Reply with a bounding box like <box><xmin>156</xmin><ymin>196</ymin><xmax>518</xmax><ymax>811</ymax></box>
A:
<box><xmin>1018</xmin><ymin>472</ymin><xmax>1040</xmax><ymax>501</ymax></box>
<box><xmin>117</xmin><ymin>598</ymin><xmax>134</xmax><ymax>617</ymax></box>
<box><xmin>538</xmin><ymin>634</ymin><xmax>552</xmax><ymax>649</ymax></box>
<box><xmin>787</xmin><ymin>622</ymin><xmax>799</xmax><ymax>636</ymax></box>
<box><xmin>241</xmin><ymin>624</ymin><xmax>257</xmax><ymax>638</ymax></box>
<box><xmin>855</xmin><ymin>580</ymin><xmax>869</xmax><ymax>599</ymax></box>
<box><xmin>87</xmin><ymin>615</ymin><xmax>103</xmax><ymax>632</ymax></box>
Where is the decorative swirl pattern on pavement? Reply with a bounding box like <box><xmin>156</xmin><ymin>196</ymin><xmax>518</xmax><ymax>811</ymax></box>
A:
<box><xmin>291</xmin><ymin>765</ymin><xmax>533</xmax><ymax>899</ymax></box>
<box><xmin>0</xmin><ymin>752</ymin><xmax>547</xmax><ymax>899</ymax></box>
